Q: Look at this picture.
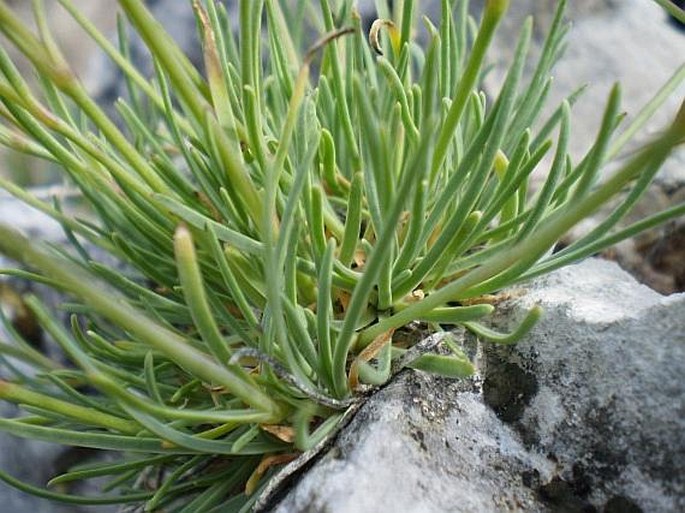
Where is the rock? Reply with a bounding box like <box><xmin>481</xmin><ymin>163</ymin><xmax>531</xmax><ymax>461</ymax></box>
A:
<box><xmin>267</xmin><ymin>259</ymin><xmax>685</xmax><ymax>513</ymax></box>
<box><xmin>0</xmin><ymin>192</ymin><xmax>69</xmax><ymax>244</ymax></box>
<box><xmin>268</xmin><ymin>371</ymin><xmax>554</xmax><ymax>513</ymax></box>
<box><xmin>487</xmin><ymin>258</ymin><xmax>685</xmax><ymax>513</ymax></box>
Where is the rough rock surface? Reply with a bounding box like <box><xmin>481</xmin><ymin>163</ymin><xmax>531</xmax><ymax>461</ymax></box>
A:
<box><xmin>269</xmin><ymin>259</ymin><xmax>684</xmax><ymax>513</ymax></box>
<box><xmin>486</xmin><ymin>259</ymin><xmax>685</xmax><ymax>513</ymax></box>
<box><xmin>268</xmin><ymin>372</ymin><xmax>554</xmax><ymax>513</ymax></box>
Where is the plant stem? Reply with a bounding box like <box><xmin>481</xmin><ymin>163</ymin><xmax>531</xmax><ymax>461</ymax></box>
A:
<box><xmin>0</xmin><ymin>225</ymin><xmax>285</xmax><ymax>419</ymax></box>
<box><xmin>359</xmin><ymin>116</ymin><xmax>684</xmax><ymax>345</ymax></box>
<box><xmin>430</xmin><ymin>0</ymin><xmax>509</xmax><ymax>180</ymax></box>
<box><xmin>0</xmin><ymin>380</ymin><xmax>140</xmax><ymax>434</ymax></box>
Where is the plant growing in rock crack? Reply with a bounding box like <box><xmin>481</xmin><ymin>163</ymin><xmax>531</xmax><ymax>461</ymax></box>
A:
<box><xmin>0</xmin><ymin>0</ymin><xmax>683</xmax><ymax>510</ymax></box>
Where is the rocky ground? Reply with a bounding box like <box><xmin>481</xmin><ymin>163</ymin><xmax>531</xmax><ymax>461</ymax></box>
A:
<box><xmin>262</xmin><ymin>259</ymin><xmax>685</xmax><ymax>513</ymax></box>
<box><xmin>0</xmin><ymin>1</ymin><xmax>683</xmax><ymax>512</ymax></box>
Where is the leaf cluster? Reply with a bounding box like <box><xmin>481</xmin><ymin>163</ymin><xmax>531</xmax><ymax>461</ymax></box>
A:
<box><xmin>0</xmin><ymin>0</ymin><xmax>682</xmax><ymax>510</ymax></box>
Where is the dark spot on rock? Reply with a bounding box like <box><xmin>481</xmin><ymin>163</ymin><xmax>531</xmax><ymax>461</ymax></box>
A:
<box><xmin>578</xmin><ymin>400</ymin><xmax>629</xmax><ymax>483</ymax></box>
<box><xmin>410</xmin><ymin>429</ymin><xmax>427</xmax><ymax>451</ymax></box>
<box><xmin>645</xmin><ymin>219</ymin><xmax>685</xmax><ymax>292</ymax></box>
<box><xmin>603</xmin><ymin>496</ymin><xmax>643</xmax><ymax>513</ymax></box>
<box><xmin>538</xmin><ymin>477</ymin><xmax>598</xmax><ymax>513</ymax></box>
<box><xmin>521</xmin><ymin>469</ymin><xmax>540</xmax><ymax>489</ymax></box>
<box><xmin>571</xmin><ymin>463</ymin><xmax>593</xmax><ymax>497</ymax></box>
<box><xmin>483</xmin><ymin>358</ymin><xmax>538</xmax><ymax>423</ymax></box>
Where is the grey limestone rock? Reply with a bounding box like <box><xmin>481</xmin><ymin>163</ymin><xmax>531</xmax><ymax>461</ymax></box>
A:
<box><xmin>269</xmin><ymin>371</ymin><xmax>554</xmax><ymax>513</ymax></box>
<box><xmin>485</xmin><ymin>259</ymin><xmax>685</xmax><ymax>512</ymax></box>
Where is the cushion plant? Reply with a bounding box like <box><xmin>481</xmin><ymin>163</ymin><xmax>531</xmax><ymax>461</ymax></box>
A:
<box><xmin>0</xmin><ymin>0</ymin><xmax>683</xmax><ymax>510</ymax></box>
